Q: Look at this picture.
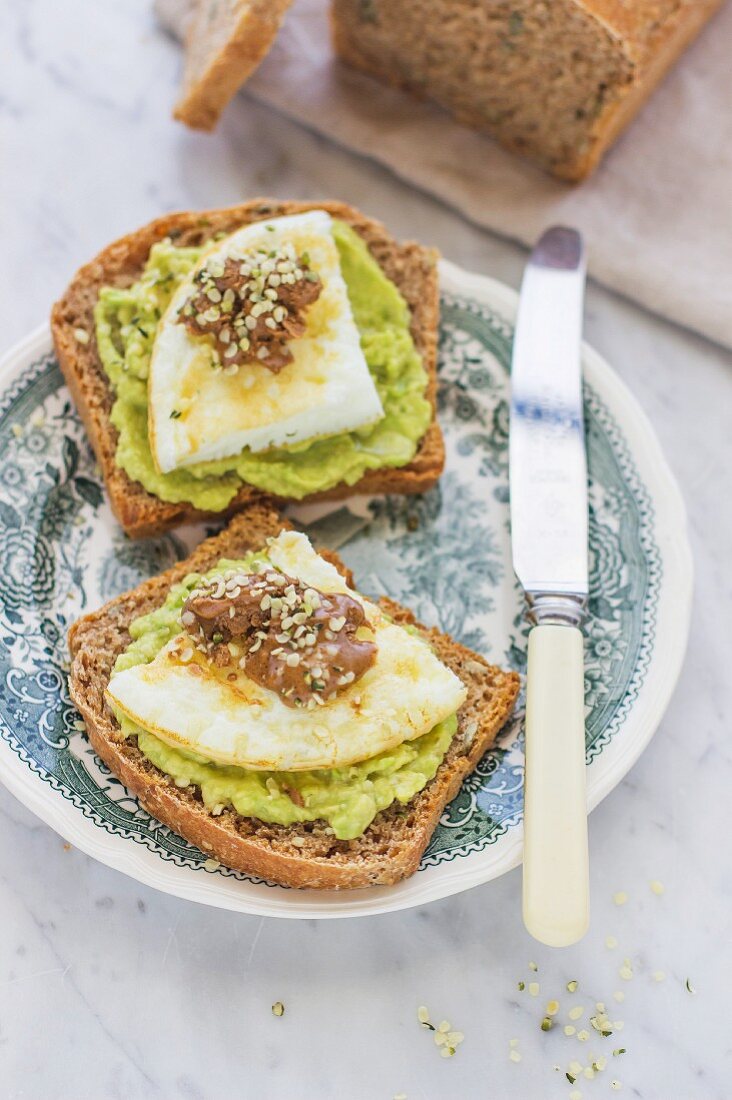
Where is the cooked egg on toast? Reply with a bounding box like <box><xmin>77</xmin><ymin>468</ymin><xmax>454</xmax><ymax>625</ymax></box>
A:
<box><xmin>106</xmin><ymin>531</ymin><xmax>467</xmax><ymax>771</ymax></box>
<box><xmin>148</xmin><ymin>210</ymin><xmax>384</xmax><ymax>474</ymax></box>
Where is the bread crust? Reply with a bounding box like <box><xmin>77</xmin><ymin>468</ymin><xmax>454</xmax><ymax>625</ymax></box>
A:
<box><xmin>564</xmin><ymin>0</ymin><xmax>725</xmax><ymax>181</ymax></box>
<box><xmin>68</xmin><ymin>507</ymin><xmax>520</xmax><ymax>889</ymax></box>
<box><xmin>51</xmin><ymin>199</ymin><xmax>443</xmax><ymax>539</ymax></box>
<box><xmin>174</xmin><ymin>0</ymin><xmax>295</xmax><ymax>131</ymax></box>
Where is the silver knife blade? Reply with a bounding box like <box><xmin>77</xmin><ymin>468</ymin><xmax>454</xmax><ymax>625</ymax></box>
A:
<box><xmin>509</xmin><ymin>227</ymin><xmax>588</xmax><ymax>600</ymax></box>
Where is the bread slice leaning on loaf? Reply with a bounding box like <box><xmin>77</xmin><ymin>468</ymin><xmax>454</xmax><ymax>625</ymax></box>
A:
<box><xmin>68</xmin><ymin>505</ymin><xmax>520</xmax><ymax>890</ymax></box>
<box><xmin>51</xmin><ymin>199</ymin><xmax>443</xmax><ymax>540</ymax></box>
<box><xmin>172</xmin><ymin>0</ymin><xmax>295</xmax><ymax>131</ymax></box>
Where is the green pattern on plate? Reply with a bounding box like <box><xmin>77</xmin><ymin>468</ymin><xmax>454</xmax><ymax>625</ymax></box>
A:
<box><xmin>0</xmin><ymin>290</ymin><xmax>660</xmax><ymax>884</ymax></box>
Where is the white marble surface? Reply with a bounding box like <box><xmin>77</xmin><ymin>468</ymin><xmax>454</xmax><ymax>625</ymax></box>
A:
<box><xmin>1</xmin><ymin>4</ymin><xmax>730</xmax><ymax>1099</ymax></box>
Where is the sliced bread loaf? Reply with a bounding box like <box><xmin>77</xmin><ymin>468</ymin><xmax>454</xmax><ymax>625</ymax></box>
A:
<box><xmin>68</xmin><ymin>505</ymin><xmax>520</xmax><ymax>889</ymax></box>
<box><xmin>331</xmin><ymin>0</ymin><xmax>723</xmax><ymax>180</ymax></box>
<box><xmin>51</xmin><ymin>199</ymin><xmax>443</xmax><ymax>539</ymax></box>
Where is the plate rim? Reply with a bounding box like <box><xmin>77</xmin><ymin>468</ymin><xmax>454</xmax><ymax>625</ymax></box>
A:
<box><xmin>0</xmin><ymin>261</ymin><xmax>693</xmax><ymax>918</ymax></box>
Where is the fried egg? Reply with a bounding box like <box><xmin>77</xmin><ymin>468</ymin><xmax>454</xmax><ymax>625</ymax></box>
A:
<box><xmin>148</xmin><ymin>210</ymin><xmax>384</xmax><ymax>474</ymax></box>
<box><xmin>106</xmin><ymin>532</ymin><xmax>467</xmax><ymax>771</ymax></box>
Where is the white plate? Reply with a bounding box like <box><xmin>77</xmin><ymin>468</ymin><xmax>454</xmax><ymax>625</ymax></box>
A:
<box><xmin>0</xmin><ymin>260</ymin><xmax>692</xmax><ymax>918</ymax></box>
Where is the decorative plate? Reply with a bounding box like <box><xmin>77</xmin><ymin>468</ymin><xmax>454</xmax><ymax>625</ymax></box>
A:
<box><xmin>0</xmin><ymin>261</ymin><xmax>692</xmax><ymax>919</ymax></box>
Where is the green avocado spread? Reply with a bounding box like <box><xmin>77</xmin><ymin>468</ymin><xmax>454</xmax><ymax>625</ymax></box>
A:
<box><xmin>94</xmin><ymin>220</ymin><xmax>432</xmax><ymax>509</ymax></box>
<box><xmin>112</xmin><ymin>556</ymin><xmax>456</xmax><ymax>841</ymax></box>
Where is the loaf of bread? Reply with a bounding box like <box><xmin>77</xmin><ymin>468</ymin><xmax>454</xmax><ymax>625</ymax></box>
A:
<box><xmin>331</xmin><ymin>0</ymin><xmax>723</xmax><ymax>180</ymax></box>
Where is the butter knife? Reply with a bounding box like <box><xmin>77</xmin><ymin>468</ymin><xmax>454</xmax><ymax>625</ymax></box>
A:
<box><xmin>509</xmin><ymin>226</ymin><xmax>590</xmax><ymax>947</ymax></box>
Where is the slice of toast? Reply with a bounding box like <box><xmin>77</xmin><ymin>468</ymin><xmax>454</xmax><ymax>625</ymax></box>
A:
<box><xmin>172</xmin><ymin>0</ymin><xmax>294</xmax><ymax>131</ymax></box>
<box><xmin>51</xmin><ymin>199</ymin><xmax>443</xmax><ymax>539</ymax></box>
<box><xmin>68</xmin><ymin>505</ymin><xmax>520</xmax><ymax>889</ymax></box>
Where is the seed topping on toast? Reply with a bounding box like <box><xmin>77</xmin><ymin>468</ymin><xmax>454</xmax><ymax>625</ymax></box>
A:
<box><xmin>178</xmin><ymin>240</ymin><xmax>322</xmax><ymax>374</ymax></box>
<box><xmin>180</xmin><ymin>567</ymin><xmax>376</xmax><ymax>708</ymax></box>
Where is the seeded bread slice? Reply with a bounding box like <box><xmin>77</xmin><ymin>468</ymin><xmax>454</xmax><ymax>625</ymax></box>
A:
<box><xmin>172</xmin><ymin>0</ymin><xmax>294</xmax><ymax>131</ymax></box>
<box><xmin>51</xmin><ymin>198</ymin><xmax>443</xmax><ymax>540</ymax></box>
<box><xmin>68</xmin><ymin>506</ymin><xmax>520</xmax><ymax>890</ymax></box>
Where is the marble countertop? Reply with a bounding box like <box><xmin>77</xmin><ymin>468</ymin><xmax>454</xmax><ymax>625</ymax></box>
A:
<box><xmin>1</xmin><ymin>4</ymin><xmax>730</xmax><ymax>1099</ymax></box>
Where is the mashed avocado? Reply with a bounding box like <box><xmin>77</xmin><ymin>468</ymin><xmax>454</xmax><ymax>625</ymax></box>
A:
<box><xmin>94</xmin><ymin>221</ymin><xmax>432</xmax><ymax>509</ymax></box>
<box><xmin>112</xmin><ymin>556</ymin><xmax>456</xmax><ymax>841</ymax></box>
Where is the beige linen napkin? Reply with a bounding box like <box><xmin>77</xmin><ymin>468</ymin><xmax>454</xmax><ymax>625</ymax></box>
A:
<box><xmin>158</xmin><ymin>0</ymin><xmax>732</xmax><ymax>349</ymax></box>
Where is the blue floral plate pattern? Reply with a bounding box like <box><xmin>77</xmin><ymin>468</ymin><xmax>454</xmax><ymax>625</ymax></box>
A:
<box><xmin>0</xmin><ymin>262</ymin><xmax>692</xmax><ymax>918</ymax></box>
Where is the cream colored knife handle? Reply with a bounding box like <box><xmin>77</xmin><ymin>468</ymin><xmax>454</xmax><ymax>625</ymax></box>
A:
<box><xmin>522</xmin><ymin>623</ymin><xmax>589</xmax><ymax>947</ymax></box>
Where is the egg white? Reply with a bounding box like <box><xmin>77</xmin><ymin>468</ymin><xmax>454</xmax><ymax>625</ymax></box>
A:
<box><xmin>148</xmin><ymin>210</ymin><xmax>384</xmax><ymax>474</ymax></box>
<box><xmin>106</xmin><ymin>532</ymin><xmax>467</xmax><ymax>772</ymax></box>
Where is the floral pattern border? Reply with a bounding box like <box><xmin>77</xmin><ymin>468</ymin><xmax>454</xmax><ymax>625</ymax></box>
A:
<box><xmin>0</xmin><ymin>288</ymin><xmax>661</xmax><ymax>887</ymax></box>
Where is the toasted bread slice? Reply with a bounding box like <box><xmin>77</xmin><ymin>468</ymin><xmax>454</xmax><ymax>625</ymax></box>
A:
<box><xmin>172</xmin><ymin>0</ymin><xmax>294</xmax><ymax>131</ymax></box>
<box><xmin>51</xmin><ymin>199</ymin><xmax>443</xmax><ymax>539</ymax></box>
<box><xmin>68</xmin><ymin>505</ymin><xmax>519</xmax><ymax>889</ymax></box>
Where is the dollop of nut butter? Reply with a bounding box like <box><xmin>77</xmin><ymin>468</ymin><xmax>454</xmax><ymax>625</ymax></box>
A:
<box><xmin>178</xmin><ymin>241</ymin><xmax>322</xmax><ymax>374</ymax></box>
<box><xmin>180</xmin><ymin>568</ymin><xmax>376</xmax><ymax>709</ymax></box>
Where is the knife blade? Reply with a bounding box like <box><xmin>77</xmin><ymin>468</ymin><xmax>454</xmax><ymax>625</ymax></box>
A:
<box><xmin>509</xmin><ymin>226</ymin><xmax>590</xmax><ymax>947</ymax></box>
